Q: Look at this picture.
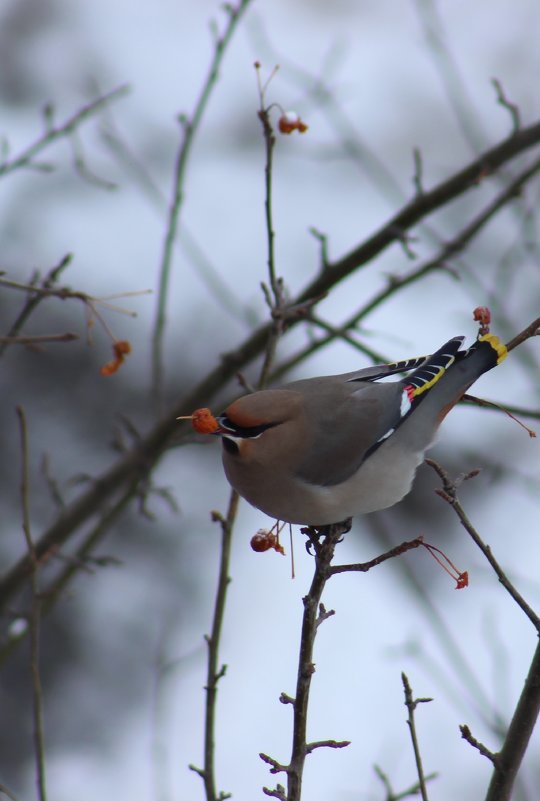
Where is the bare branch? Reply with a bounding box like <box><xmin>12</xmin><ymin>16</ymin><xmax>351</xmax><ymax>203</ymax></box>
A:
<box><xmin>16</xmin><ymin>407</ymin><xmax>47</xmax><ymax>801</ymax></box>
<box><xmin>288</xmin><ymin>519</ymin><xmax>350</xmax><ymax>800</ymax></box>
<box><xmin>491</xmin><ymin>78</ymin><xmax>521</xmax><ymax>134</ymax></box>
<box><xmin>329</xmin><ymin>537</ymin><xmax>424</xmax><ymax>576</ymax></box>
<box><xmin>0</xmin><ymin>783</ymin><xmax>24</xmax><ymax>801</ymax></box>
<box><xmin>151</xmin><ymin>0</ymin><xmax>254</xmax><ymax>406</ymax></box>
<box><xmin>305</xmin><ymin>739</ymin><xmax>350</xmax><ymax>754</ymax></box>
<box><xmin>374</xmin><ymin>764</ymin><xmax>439</xmax><ymax>801</ymax></box>
<box><xmin>0</xmin><ymin>85</ymin><xmax>128</xmax><ymax>179</ymax></box>
<box><xmin>0</xmin><ymin>333</ymin><xmax>78</xmax><ymax>345</ymax></box>
<box><xmin>425</xmin><ymin>459</ymin><xmax>540</xmax><ymax>632</ymax></box>
<box><xmin>401</xmin><ymin>673</ymin><xmax>431</xmax><ymax>801</ymax></box>
<box><xmin>459</xmin><ymin>724</ymin><xmax>497</xmax><ymax>764</ymax></box>
<box><xmin>484</xmin><ymin>641</ymin><xmax>540</xmax><ymax>801</ymax></box>
<box><xmin>197</xmin><ymin>490</ymin><xmax>239</xmax><ymax>801</ymax></box>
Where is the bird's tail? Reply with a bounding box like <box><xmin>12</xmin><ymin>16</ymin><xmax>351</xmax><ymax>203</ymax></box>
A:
<box><xmin>400</xmin><ymin>332</ymin><xmax>507</xmax><ymax>431</ymax></box>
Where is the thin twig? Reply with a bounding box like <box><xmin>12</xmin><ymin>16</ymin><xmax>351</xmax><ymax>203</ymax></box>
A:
<box><xmin>462</xmin><ymin>394</ymin><xmax>538</xmax><ymax>434</ymax></box>
<box><xmin>151</xmin><ymin>0</ymin><xmax>253</xmax><ymax>406</ymax></box>
<box><xmin>462</xmin><ymin>394</ymin><xmax>540</xmax><ymax>423</ymax></box>
<box><xmin>374</xmin><ymin>764</ymin><xmax>438</xmax><ymax>801</ymax></box>
<box><xmin>491</xmin><ymin>78</ymin><xmax>521</xmax><ymax>134</ymax></box>
<box><xmin>189</xmin><ymin>491</ymin><xmax>238</xmax><ymax>801</ymax></box>
<box><xmin>305</xmin><ymin>739</ymin><xmax>350</xmax><ymax>754</ymax></box>
<box><xmin>401</xmin><ymin>673</ymin><xmax>431</xmax><ymax>801</ymax></box>
<box><xmin>425</xmin><ymin>459</ymin><xmax>540</xmax><ymax>632</ymax></box>
<box><xmin>0</xmin><ymin>332</ymin><xmax>78</xmax><ymax>345</ymax></box>
<box><xmin>413</xmin><ymin>0</ymin><xmax>483</xmax><ymax>152</ymax></box>
<box><xmin>255</xmin><ymin>66</ymin><xmax>289</xmax><ymax>389</ymax></box>
<box><xmin>271</xmin><ymin>157</ymin><xmax>540</xmax><ymax>382</ymax></box>
<box><xmin>505</xmin><ymin>316</ymin><xmax>540</xmax><ymax>352</ymax></box>
<box><xmin>296</xmin><ymin>118</ymin><xmax>540</xmax><ymax>304</ymax></box>
<box><xmin>0</xmin><ymin>261</ymin><xmax>148</xmax><ymax>358</ymax></box>
<box><xmin>16</xmin><ymin>407</ymin><xmax>47</xmax><ymax>801</ymax></box>
<box><xmin>0</xmin><ymin>85</ymin><xmax>128</xmax><ymax>179</ymax></box>
<box><xmin>0</xmin><ymin>254</ymin><xmax>72</xmax><ymax>358</ymax></box>
<box><xmin>0</xmin><ymin>482</ymin><xmax>139</xmax><ymax>666</ymax></box>
<box><xmin>329</xmin><ymin>537</ymin><xmax>424</xmax><ymax>576</ymax></box>
<box><xmin>459</xmin><ymin>724</ymin><xmax>497</xmax><ymax>764</ymax></box>
<box><xmin>0</xmin><ymin>784</ymin><xmax>24</xmax><ymax>801</ymax></box>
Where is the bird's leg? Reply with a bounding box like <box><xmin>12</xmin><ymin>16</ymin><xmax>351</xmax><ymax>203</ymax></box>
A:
<box><xmin>301</xmin><ymin>518</ymin><xmax>352</xmax><ymax>556</ymax></box>
<box><xmin>301</xmin><ymin>526</ymin><xmax>322</xmax><ymax>556</ymax></box>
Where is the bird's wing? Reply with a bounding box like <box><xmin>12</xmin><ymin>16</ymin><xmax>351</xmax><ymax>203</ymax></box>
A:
<box><xmin>293</xmin><ymin>335</ymin><xmax>504</xmax><ymax>488</ymax></box>
<box><xmin>293</xmin><ymin>380</ymin><xmax>404</xmax><ymax>487</ymax></box>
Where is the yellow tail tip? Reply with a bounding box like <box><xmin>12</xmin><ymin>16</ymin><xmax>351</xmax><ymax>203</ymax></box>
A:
<box><xmin>479</xmin><ymin>333</ymin><xmax>507</xmax><ymax>364</ymax></box>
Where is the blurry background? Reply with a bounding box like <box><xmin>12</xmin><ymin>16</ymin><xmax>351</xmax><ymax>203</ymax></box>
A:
<box><xmin>0</xmin><ymin>1</ymin><xmax>539</xmax><ymax>799</ymax></box>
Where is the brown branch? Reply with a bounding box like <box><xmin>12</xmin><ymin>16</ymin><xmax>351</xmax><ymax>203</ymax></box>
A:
<box><xmin>505</xmin><ymin>316</ymin><xmax>540</xmax><ymax>352</ymax></box>
<box><xmin>491</xmin><ymin>78</ymin><xmax>521</xmax><ymax>134</ymax></box>
<box><xmin>0</xmin><ymin>254</ymin><xmax>72</xmax><ymax>358</ymax></box>
<box><xmin>297</xmin><ymin>119</ymin><xmax>540</xmax><ymax>304</ymax></box>
<box><xmin>270</xmin><ymin>157</ymin><xmax>540</xmax><ymax>382</ymax></box>
<box><xmin>374</xmin><ymin>764</ymin><xmax>438</xmax><ymax>801</ymax></box>
<box><xmin>262</xmin><ymin>782</ymin><xmax>286</xmax><ymax>800</ymax></box>
<box><xmin>288</xmin><ymin>520</ymin><xmax>351</xmax><ymax>800</ymax></box>
<box><xmin>459</xmin><ymin>724</ymin><xmax>497</xmax><ymax>764</ymax></box>
<box><xmin>260</xmin><ymin>520</ymin><xmax>351</xmax><ymax>801</ymax></box>
<box><xmin>0</xmin><ymin>85</ymin><xmax>128</xmax><ymax>179</ymax></box>
<box><xmin>462</xmin><ymin>394</ymin><xmax>540</xmax><ymax>425</ymax></box>
<box><xmin>16</xmin><ymin>407</ymin><xmax>47</xmax><ymax>801</ymax></box>
<box><xmin>0</xmin><ymin>333</ymin><xmax>78</xmax><ymax>345</ymax></box>
<box><xmin>401</xmin><ymin>673</ymin><xmax>432</xmax><ymax>801</ymax></box>
<box><xmin>0</xmin><ymin>783</ymin><xmax>24</xmax><ymax>801</ymax></box>
<box><xmin>0</xmin><ymin>482</ymin><xmax>138</xmax><ymax>666</ymax></box>
<box><xmin>425</xmin><ymin>459</ymin><xmax>540</xmax><ymax>632</ymax></box>
<box><xmin>329</xmin><ymin>537</ymin><xmax>424</xmax><ymax>576</ymax></box>
<box><xmin>256</xmin><ymin>75</ymin><xmax>288</xmax><ymax>389</ymax></box>
<box><xmin>425</xmin><ymin>459</ymin><xmax>540</xmax><ymax>798</ymax></box>
<box><xmin>305</xmin><ymin>739</ymin><xmax>350</xmax><ymax>754</ymax></box>
<box><xmin>189</xmin><ymin>491</ymin><xmax>238</xmax><ymax>801</ymax></box>
<box><xmin>484</xmin><ymin>640</ymin><xmax>540</xmax><ymax>801</ymax></box>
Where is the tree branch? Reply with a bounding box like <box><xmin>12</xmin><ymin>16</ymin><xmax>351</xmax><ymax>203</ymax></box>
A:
<box><xmin>151</xmin><ymin>0</ymin><xmax>253</xmax><ymax>406</ymax></box>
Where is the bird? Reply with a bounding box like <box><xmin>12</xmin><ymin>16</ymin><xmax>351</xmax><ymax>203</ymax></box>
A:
<box><xmin>182</xmin><ymin>331</ymin><xmax>507</xmax><ymax>527</ymax></box>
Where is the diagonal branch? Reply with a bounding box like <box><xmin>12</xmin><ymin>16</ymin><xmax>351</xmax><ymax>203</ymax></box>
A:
<box><xmin>0</xmin><ymin>86</ymin><xmax>128</xmax><ymax>179</ymax></box>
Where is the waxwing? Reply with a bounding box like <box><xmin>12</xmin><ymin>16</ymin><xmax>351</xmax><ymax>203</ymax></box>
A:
<box><xmin>185</xmin><ymin>332</ymin><xmax>507</xmax><ymax>526</ymax></box>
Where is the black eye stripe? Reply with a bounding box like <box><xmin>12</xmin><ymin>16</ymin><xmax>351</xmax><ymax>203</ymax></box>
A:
<box><xmin>217</xmin><ymin>415</ymin><xmax>279</xmax><ymax>439</ymax></box>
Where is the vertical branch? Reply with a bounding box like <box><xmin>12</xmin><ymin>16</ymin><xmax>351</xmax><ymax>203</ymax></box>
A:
<box><xmin>190</xmin><ymin>489</ymin><xmax>239</xmax><ymax>801</ymax></box>
<box><xmin>151</xmin><ymin>0</ymin><xmax>252</xmax><ymax>406</ymax></box>
<box><xmin>258</xmin><ymin>101</ymin><xmax>278</xmax><ymax>299</ymax></box>
<box><xmin>262</xmin><ymin>521</ymin><xmax>351</xmax><ymax>801</ymax></box>
<box><xmin>16</xmin><ymin>407</ymin><xmax>47</xmax><ymax>801</ymax></box>
<box><xmin>401</xmin><ymin>673</ymin><xmax>431</xmax><ymax>801</ymax></box>
<box><xmin>287</xmin><ymin>527</ymin><xmax>342</xmax><ymax>801</ymax></box>
<box><xmin>256</xmin><ymin>92</ymin><xmax>286</xmax><ymax>388</ymax></box>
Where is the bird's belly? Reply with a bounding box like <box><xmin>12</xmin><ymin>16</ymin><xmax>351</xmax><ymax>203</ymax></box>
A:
<box><xmin>330</xmin><ymin>441</ymin><xmax>425</xmax><ymax>518</ymax></box>
<box><xmin>223</xmin><ymin>440</ymin><xmax>425</xmax><ymax>526</ymax></box>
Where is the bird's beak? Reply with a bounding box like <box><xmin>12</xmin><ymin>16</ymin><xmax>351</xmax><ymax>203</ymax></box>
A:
<box><xmin>177</xmin><ymin>408</ymin><xmax>227</xmax><ymax>435</ymax></box>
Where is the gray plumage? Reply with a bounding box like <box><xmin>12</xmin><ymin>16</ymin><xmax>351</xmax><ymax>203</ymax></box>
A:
<box><xmin>214</xmin><ymin>334</ymin><xmax>506</xmax><ymax>525</ymax></box>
